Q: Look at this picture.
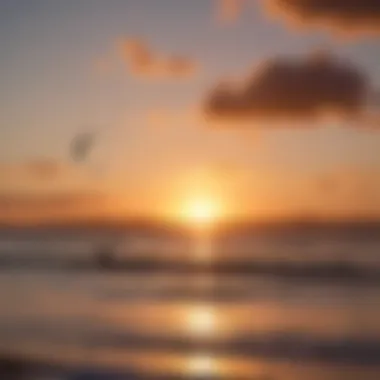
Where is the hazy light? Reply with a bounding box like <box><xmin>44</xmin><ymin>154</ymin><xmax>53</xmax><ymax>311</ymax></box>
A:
<box><xmin>178</xmin><ymin>194</ymin><xmax>223</xmax><ymax>229</ymax></box>
<box><xmin>187</xmin><ymin>355</ymin><xmax>217</xmax><ymax>376</ymax></box>
<box><xmin>186</xmin><ymin>306</ymin><xmax>216</xmax><ymax>336</ymax></box>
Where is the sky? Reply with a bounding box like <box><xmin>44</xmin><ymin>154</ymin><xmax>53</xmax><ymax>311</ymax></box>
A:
<box><xmin>1</xmin><ymin>0</ymin><xmax>380</xmax><ymax>223</ymax></box>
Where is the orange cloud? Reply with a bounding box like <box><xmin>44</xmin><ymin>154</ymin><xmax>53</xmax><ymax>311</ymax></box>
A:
<box><xmin>267</xmin><ymin>0</ymin><xmax>380</xmax><ymax>36</ymax></box>
<box><xmin>0</xmin><ymin>191</ymin><xmax>109</xmax><ymax>223</ymax></box>
<box><xmin>24</xmin><ymin>159</ymin><xmax>68</xmax><ymax>181</ymax></box>
<box><xmin>0</xmin><ymin>159</ymin><xmax>69</xmax><ymax>182</ymax></box>
<box><xmin>314</xmin><ymin>165</ymin><xmax>380</xmax><ymax>216</ymax></box>
<box><xmin>317</xmin><ymin>165</ymin><xmax>380</xmax><ymax>193</ymax></box>
<box><xmin>216</xmin><ymin>0</ymin><xmax>243</xmax><ymax>23</ymax></box>
<box><xmin>215</xmin><ymin>1</ymin><xmax>380</xmax><ymax>36</ymax></box>
<box><xmin>119</xmin><ymin>38</ymin><xmax>198</xmax><ymax>79</ymax></box>
<box><xmin>203</xmin><ymin>52</ymin><xmax>378</xmax><ymax>125</ymax></box>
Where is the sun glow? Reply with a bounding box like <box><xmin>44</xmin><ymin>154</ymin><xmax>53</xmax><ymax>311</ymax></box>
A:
<box><xmin>186</xmin><ymin>306</ymin><xmax>216</xmax><ymax>336</ymax></box>
<box><xmin>187</xmin><ymin>355</ymin><xmax>218</xmax><ymax>377</ymax></box>
<box><xmin>181</xmin><ymin>196</ymin><xmax>221</xmax><ymax>227</ymax></box>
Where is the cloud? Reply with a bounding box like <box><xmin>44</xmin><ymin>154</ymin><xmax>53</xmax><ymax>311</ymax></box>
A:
<box><xmin>318</xmin><ymin>165</ymin><xmax>380</xmax><ymax>191</ymax></box>
<box><xmin>315</xmin><ymin>165</ymin><xmax>380</xmax><ymax>215</ymax></box>
<box><xmin>216</xmin><ymin>0</ymin><xmax>243</xmax><ymax>23</ymax></box>
<box><xmin>215</xmin><ymin>1</ymin><xmax>380</xmax><ymax>36</ymax></box>
<box><xmin>267</xmin><ymin>0</ymin><xmax>380</xmax><ymax>36</ymax></box>
<box><xmin>0</xmin><ymin>159</ymin><xmax>69</xmax><ymax>182</ymax></box>
<box><xmin>203</xmin><ymin>52</ymin><xmax>378</xmax><ymax>125</ymax></box>
<box><xmin>0</xmin><ymin>192</ymin><xmax>108</xmax><ymax>222</ymax></box>
<box><xmin>24</xmin><ymin>159</ymin><xmax>67</xmax><ymax>180</ymax></box>
<box><xmin>119</xmin><ymin>38</ymin><xmax>198</xmax><ymax>79</ymax></box>
<box><xmin>0</xmin><ymin>193</ymin><xmax>102</xmax><ymax>211</ymax></box>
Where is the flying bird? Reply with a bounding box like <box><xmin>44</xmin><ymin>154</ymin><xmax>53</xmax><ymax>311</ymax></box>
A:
<box><xmin>70</xmin><ymin>132</ymin><xmax>96</xmax><ymax>163</ymax></box>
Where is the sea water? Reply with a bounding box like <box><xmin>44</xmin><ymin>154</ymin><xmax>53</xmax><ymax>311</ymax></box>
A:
<box><xmin>0</xmin><ymin>227</ymin><xmax>379</xmax><ymax>379</ymax></box>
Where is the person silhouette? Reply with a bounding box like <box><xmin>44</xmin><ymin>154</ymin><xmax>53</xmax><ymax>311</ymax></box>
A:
<box><xmin>95</xmin><ymin>243</ymin><xmax>115</xmax><ymax>269</ymax></box>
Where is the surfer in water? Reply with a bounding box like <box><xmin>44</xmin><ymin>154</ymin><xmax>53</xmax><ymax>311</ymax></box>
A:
<box><xmin>95</xmin><ymin>242</ymin><xmax>116</xmax><ymax>269</ymax></box>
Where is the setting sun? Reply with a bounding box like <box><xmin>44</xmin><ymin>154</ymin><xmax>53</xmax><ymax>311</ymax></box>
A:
<box><xmin>181</xmin><ymin>197</ymin><xmax>221</xmax><ymax>227</ymax></box>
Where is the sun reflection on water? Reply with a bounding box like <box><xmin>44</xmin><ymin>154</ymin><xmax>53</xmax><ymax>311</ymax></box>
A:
<box><xmin>183</xmin><ymin>300</ymin><xmax>219</xmax><ymax>376</ymax></box>
<box><xmin>186</xmin><ymin>305</ymin><xmax>217</xmax><ymax>336</ymax></box>
<box><xmin>187</xmin><ymin>354</ymin><xmax>218</xmax><ymax>377</ymax></box>
<box><xmin>192</xmin><ymin>236</ymin><xmax>214</xmax><ymax>263</ymax></box>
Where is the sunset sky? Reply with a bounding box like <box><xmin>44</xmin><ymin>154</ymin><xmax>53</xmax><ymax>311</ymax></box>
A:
<box><xmin>1</xmin><ymin>0</ymin><xmax>380</xmax><ymax>223</ymax></box>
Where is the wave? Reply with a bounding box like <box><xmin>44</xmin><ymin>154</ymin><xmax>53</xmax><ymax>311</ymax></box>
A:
<box><xmin>1</xmin><ymin>254</ymin><xmax>380</xmax><ymax>285</ymax></box>
<box><xmin>1</xmin><ymin>327</ymin><xmax>380</xmax><ymax>380</ymax></box>
<box><xmin>0</xmin><ymin>355</ymin><xmax>259</xmax><ymax>380</ymax></box>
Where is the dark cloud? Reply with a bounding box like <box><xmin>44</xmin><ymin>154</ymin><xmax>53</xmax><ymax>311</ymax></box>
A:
<box><xmin>120</xmin><ymin>38</ymin><xmax>198</xmax><ymax>79</ymax></box>
<box><xmin>204</xmin><ymin>52</ymin><xmax>377</xmax><ymax>124</ymax></box>
<box><xmin>267</xmin><ymin>0</ymin><xmax>380</xmax><ymax>35</ymax></box>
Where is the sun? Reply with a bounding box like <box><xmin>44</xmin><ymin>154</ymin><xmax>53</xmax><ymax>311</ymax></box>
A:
<box><xmin>181</xmin><ymin>197</ymin><xmax>221</xmax><ymax>227</ymax></box>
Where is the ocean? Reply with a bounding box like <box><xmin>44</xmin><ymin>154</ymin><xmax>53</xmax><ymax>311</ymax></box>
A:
<box><xmin>0</xmin><ymin>225</ymin><xmax>379</xmax><ymax>379</ymax></box>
